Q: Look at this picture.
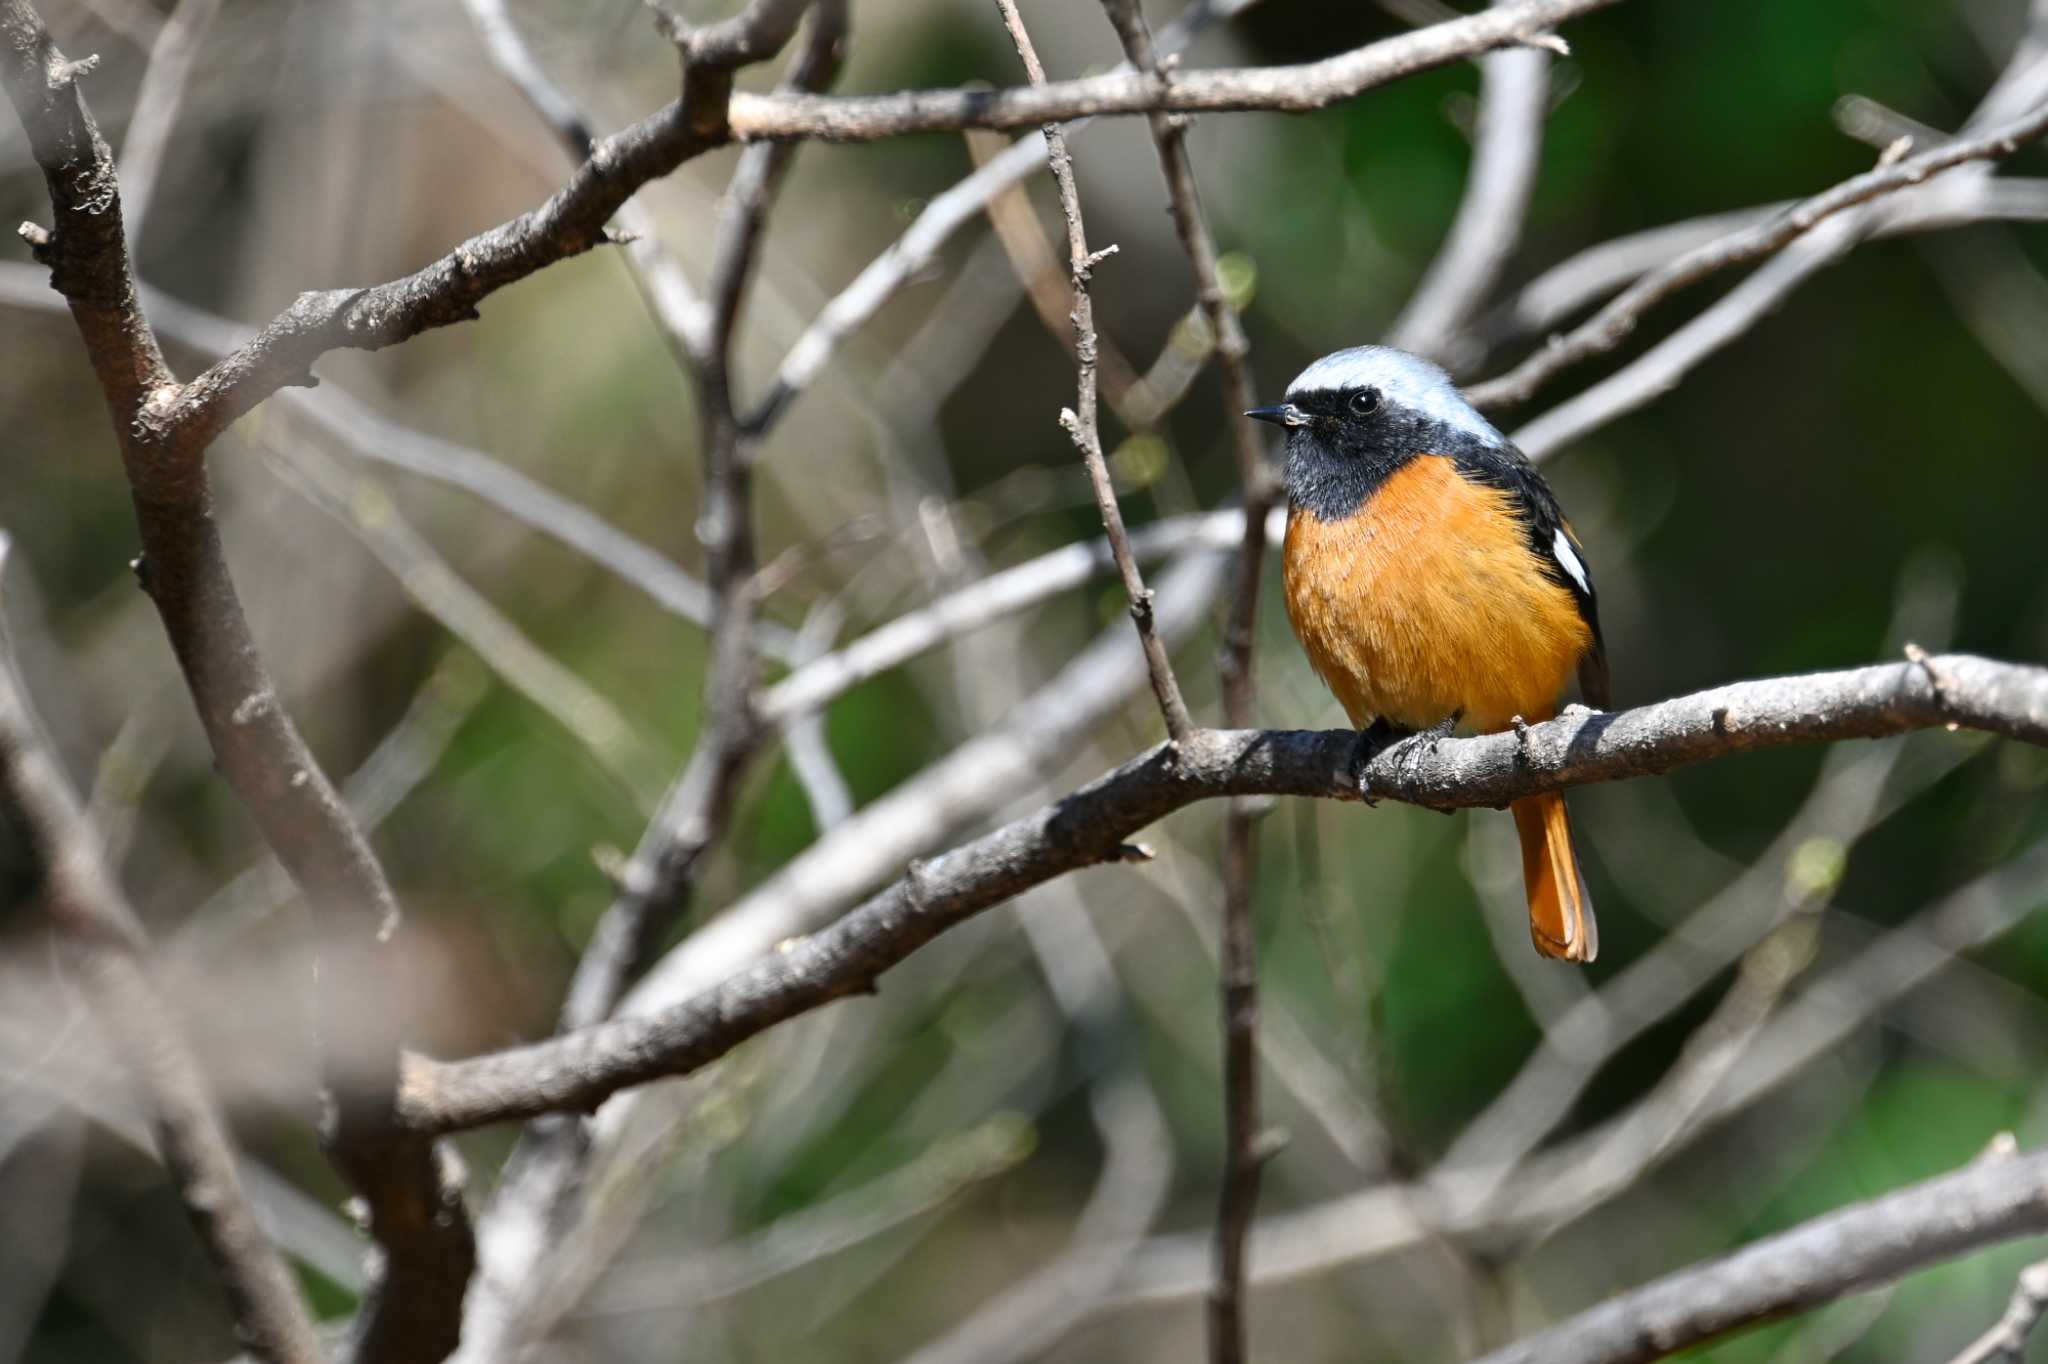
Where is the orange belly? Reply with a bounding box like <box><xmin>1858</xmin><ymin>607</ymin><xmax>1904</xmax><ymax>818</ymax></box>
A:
<box><xmin>1282</xmin><ymin>455</ymin><xmax>1591</xmax><ymax>734</ymax></box>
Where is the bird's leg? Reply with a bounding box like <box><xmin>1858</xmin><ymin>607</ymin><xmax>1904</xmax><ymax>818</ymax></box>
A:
<box><xmin>1353</xmin><ymin>718</ymin><xmax>1401</xmax><ymax>807</ymax></box>
<box><xmin>1399</xmin><ymin>710</ymin><xmax>1462</xmax><ymax>804</ymax></box>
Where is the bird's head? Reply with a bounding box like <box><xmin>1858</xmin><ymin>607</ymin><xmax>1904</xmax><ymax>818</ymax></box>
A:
<box><xmin>1247</xmin><ymin>345</ymin><xmax>1507</xmax><ymax>519</ymax></box>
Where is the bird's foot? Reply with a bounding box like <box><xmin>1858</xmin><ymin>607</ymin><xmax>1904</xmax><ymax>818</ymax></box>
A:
<box><xmin>1399</xmin><ymin>711</ymin><xmax>1461</xmax><ymax>806</ymax></box>
<box><xmin>1353</xmin><ymin>718</ymin><xmax>1399</xmax><ymax>807</ymax></box>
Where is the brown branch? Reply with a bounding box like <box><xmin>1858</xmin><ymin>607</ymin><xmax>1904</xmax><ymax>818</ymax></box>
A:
<box><xmin>1093</xmin><ymin>0</ymin><xmax>1276</xmax><ymax>1354</ymax></box>
<box><xmin>451</xmin><ymin>9</ymin><xmax>846</xmax><ymax>1359</ymax></box>
<box><xmin>963</xmin><ymin>127</ymin><xmax>1151</xmax><ymax>424</ymax></box>
<box><xmin>1466</xmin><ymin>99</ymin><xmax>2048</xmax><ymax>410</ymax></box>
<box><xmin>994</xmin><ymin>0</ymin><xmax>1194</xmax><ymax>742</ymax></box>
<box><xmin>0</xmin><ymin>8</ymin><xmax>476</xmax><ymax>1361</ymax></box>
<box><xmin>392</xmin><ymin>652</ymin><xmax>2047</xmax><ymax>1135</ymax></box>
<box><xmin>135</xmin><ymin>0</ymin><xmax>1617</xmax><ymax>476</ymax></box>
<box><xmin>726</xmin><ymin>0</ymin><xmax>1621</xmax><ymax>139</ymax></box>
<box><xmin>0</xmin><ymin>548</ymin><xmax>325</xmax><ymax>1364</ymax></box>
<box><xmin>1470</xmin><ymin>1146</ymin><xmax>2048</xmax><ymax>1364</ymax></box>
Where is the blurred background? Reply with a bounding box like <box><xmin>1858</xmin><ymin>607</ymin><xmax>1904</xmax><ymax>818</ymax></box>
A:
<box><xmin>2</xmin><ymin>0</ymin><xmax>2047</xmax><ymax>1359</ymax></box>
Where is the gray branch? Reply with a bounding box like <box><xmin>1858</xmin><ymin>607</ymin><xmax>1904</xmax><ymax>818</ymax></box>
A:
<box><xmin>1472</xmin><ymin>1147</ymin><xmax>2048</xmax><ymax>1364</ymax></box>
<box><xmin>393</xmin><ymin>653</ymin><xmax>2046</xmax><ymax>1134</ymax></box>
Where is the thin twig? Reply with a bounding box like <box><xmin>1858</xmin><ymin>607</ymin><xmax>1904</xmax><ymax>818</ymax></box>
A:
<box><xmin>1476</xmin><ymin>178</ymin><xmax>2048</xmax><ymax>354</ymax></box>
<box><xmin>1467</xmin><ymin>100</ymin><xmax>2048</xmax><ymax>410</ymax></box>
<box><xmin>0</xmin><ymin>540</ymin><xmax>325</xmax><ymax>1364</ymax></box>
<box><xmin>993</xmin><ymin>0</ymin><xmax>1194</xmax><ymax>741</ymax></box>
<box><xmin>262</xmin><ymin>442</ymin><xmax>663</xmax><ymax>807</ymax></box>
<box><xmin>1471</xmin><ymin>1147</ymin><xmax>2048</xmax><ymax>1364</ymax></box>
<box><xmin>1943</xmin><ymin>1254</ymin><xmax>2048</xmax><ymax>1363</ymax></box>
<box><xmin>1093</xmin><ymin>0</ymin><xmax>1275</xmax><ymax>1352</ymax></box>
<box><xmin>760</xmin><ymin>508</ymin><xmax>1272</xmax><ymax>724</ymax></box>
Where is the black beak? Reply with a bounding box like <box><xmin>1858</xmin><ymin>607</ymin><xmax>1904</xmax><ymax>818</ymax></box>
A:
<box><xmin>1244</xmin><ymin>404</ymin><xmax>1298</xmax><ymax>427</ymax></box>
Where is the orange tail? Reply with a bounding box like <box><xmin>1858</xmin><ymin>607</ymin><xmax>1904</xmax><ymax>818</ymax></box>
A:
<box><xmin>1510</xmin><ymin>793</ymin><xmax>1598</xmax><ymax>963</ymax></box>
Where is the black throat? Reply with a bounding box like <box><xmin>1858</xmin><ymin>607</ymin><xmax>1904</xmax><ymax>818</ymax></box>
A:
<box><xmin>1285</xmin><ymin>409</ymin><xmax>1500</xmax><ymax>523</ymax></box>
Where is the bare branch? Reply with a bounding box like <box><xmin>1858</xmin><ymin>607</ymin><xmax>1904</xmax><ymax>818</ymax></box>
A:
<box><xmin>726</xmin><ymin>0</ymin><xmax>1624</xmax><ymax>139</ymax></box>
<box><xmin>1471</xmin><ymin>1147</ymin><xmax>2048</xmax><ymax>1364</ymax></box>
<box><xmin>995</xmin><ymin>0</ymin><xmax>1194</xmax><ymax>742</ymax></box>
<box><xmin>0</xmin><ymin>265</ymin><xmax>774</xmax><ymax>654</ymax></box>
<box><xmin>1108</xmin><ymin>829</ymin><xmax>2048</xmax><ymax>1306</ymax></box>
<box><xmin>157</xmin><ymin>0</ymin><xmax>1620</xmax><ymax>454</ymax></box>
<box><xmin>1478</xmin><ymin>178</ymin><xmax>2048</xmax><ymax>354</ymax></box>
<box><xmin>1467</xmin><ymin>100</ymin><xmax>2048</xmax><ymax>410</ymax></box>
<box><xmin>0</xmin><ymin>542</ymin><xmax>324</xmax><ymax>1364</ymax></box>
<box><xmin>115</xmin><ymin>0</ymin><xmax>222</xmax><ymax>249</ymax></box>
<box><xmin>1945</xmin><ymin>1257</ymin><xmax>2048</xmax><ymax>1364</ymax></box>
<box><xmin>753</xmin><ymin>129</ymin><xmax>1049</xmax><ymax>428</ymax></box>
<box><xmin>1386</xmin><ymin>4</ymin><xmax>1549</xmax><ymax>363</ymax></box>
<box><xmin>265</xmin><ymin>443</ymin><xmax>663</xmax><ymax>807</ymax></box>
<box><xmin>1092</xmin><ymin>0</ymin><xmax>1279</xmax><ymax>1352</ymax></box>
<box><xmin>761</xmin><ymin>509</ymin><xmax>1269</xmax><ymax>724</ymax></box>
<box><xmin>395</xmin><ymin>653</ymin><xmax>2046</xmax><ymax>1134</ymax></box>
<box><xmin>0</xmin><ymin>9</ymin><xmax>476</xmax><ymax>1358</ymax></box>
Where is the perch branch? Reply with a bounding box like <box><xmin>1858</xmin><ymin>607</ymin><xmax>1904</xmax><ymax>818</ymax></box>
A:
<box><xmin>395</xmin><ymin>653</ymin><xmax>2047</xmax><ymax>1134</ymax></box>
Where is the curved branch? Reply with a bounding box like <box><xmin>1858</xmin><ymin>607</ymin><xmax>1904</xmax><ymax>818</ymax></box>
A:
<box><xmin>155</xmin><ymin>0</ymin><xmax>1619</xmax><ymax>450</ymax></box>
<box><xmin>1471</xmin><ymin>1147</ymin><xmax>2048</xmax><ymax>1364</ymax></box>
<box><xmin>1466</xmin><ymin>101</ymin><xmax>2048</xmax><ymax>410</ymax></box>
<box><xmin>0</xmin><ymin>545</ymin><xmax>323</xmax><ymax>1364</ymax></box>
<box><xmin>0</xmin><ymin>8</ymin><xmax>475</xmax><ymax>1360</ymax></box>
<box><xmin>394</xmin><ymin>653</ymin><xmax>2046</xmax><ymax>1134</ymax></box>
<box><xmin>727</xmin><ymin>0</ymin><xmax>1619</xmax><ymax>139</ymax></box>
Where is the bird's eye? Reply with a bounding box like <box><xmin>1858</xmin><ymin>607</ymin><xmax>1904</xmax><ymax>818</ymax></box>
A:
<box><xmin>1348</xmin><ymin>388</ymin><xmax>1382</xmax><ymax>417</ymax></box>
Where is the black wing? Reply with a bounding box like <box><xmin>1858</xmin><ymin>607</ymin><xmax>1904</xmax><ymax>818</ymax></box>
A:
<box><xmin>1457</xmin><ymin>442</ymin><xmax>1611</xmax><ymax>709</ymax></box>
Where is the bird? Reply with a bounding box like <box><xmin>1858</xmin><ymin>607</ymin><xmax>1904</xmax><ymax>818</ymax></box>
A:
<box><xmin>1248</xmin><ymin>345</ymin><xmax>1608</xmax><ymax>963</ymax></box>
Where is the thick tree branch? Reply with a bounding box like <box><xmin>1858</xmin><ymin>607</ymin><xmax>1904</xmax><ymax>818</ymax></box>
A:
<box><xmin>0</xmin><ymin>544</ymin><xmax>324</xmax><ymax>1364</ymax></box>
<box><xmin>392</xmin><ymin>653</ymin><xmax>2046</xmax><ymax>1134</ymax></box>
<box><xmin>1471</xmin><ymin>1147</ymin><xmax>2048</xmax><ymax>1364</ymax></box>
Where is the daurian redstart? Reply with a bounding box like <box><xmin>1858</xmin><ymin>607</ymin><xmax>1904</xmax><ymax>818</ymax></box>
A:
<box><xmin>1249</xmin><ymin>345</ymin><xmax>1607</xmax><ymax>963</ymax></box>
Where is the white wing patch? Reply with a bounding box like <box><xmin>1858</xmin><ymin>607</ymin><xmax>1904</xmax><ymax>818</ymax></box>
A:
<box><xmin>1551</xmin><ymin>528</ymin><xmax>1590</xmax><ymax>595</ymax></box>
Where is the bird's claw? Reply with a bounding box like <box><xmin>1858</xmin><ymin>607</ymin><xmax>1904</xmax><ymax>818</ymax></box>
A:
<box><xmin>1353</xmin><ymin>718</ymin><xmax>1397</xmax><ymax>806</ymax></box>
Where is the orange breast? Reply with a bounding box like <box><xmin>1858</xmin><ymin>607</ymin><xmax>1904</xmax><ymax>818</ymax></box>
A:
<box><xmin>1282</xmin><ymin>455</ymin><xmax>1591</xmax><ymax>734</ymax></box>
